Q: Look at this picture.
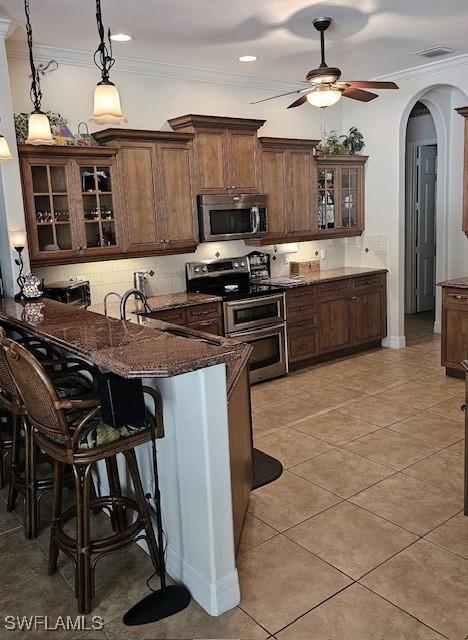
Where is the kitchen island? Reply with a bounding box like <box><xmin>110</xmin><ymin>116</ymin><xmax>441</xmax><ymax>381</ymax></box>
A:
<box><xmin>0</xmin><ymin>297</ymin><xmax>253</xmax><ymax>616</ymax></box>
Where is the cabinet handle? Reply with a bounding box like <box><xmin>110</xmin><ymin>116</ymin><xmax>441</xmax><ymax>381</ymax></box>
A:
<box><xmin>455</xmin><ymin>295</ymin><xmax>468</xmax><ymax>300</ymax></box>
<box><xmin>193</xmin><ymin>310</ymin><xmax>211</xmax><ymax>316</ymax></box>
<box><xmin>461</xmin><ymin>404</ymin><xmax>466</xmax><ymax>413</ymax></box>
<box><xmin>350</xmin><ymin>295</ymin><xmax>357</xmax><ymax>300</ymax></box>
<box><xmin>198</xmin><ymin>320</ymin><xmax>215</xmax><ymax>326</ymax></box>
<box><xmin>294</xmin><ymin>321</ymin><xmax>308</xmax><ymax>328</ymax></box>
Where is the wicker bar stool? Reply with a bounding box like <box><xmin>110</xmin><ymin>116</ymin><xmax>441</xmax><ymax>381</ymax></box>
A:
<box><xmin>0</xmin><ymin>326</ymin><xmax>99</xmax><ymax>538</ymax></box>
<box><xmin>1</xmin><ymin>336</ymin><xmax>160</xmax><ymax>614</ymax></box>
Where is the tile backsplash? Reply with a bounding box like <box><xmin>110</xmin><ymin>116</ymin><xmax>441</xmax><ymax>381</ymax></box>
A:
<box><xmin>34</xmin><ymin>235</ymin><xmax>387</xmax><ymax>306</ymax></box>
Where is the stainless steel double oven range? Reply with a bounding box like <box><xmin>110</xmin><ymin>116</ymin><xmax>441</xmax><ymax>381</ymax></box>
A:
<box><xmin>186</xmin><ymin>257</ymin><xmax>287</xmax><ymax>384</ymax></box>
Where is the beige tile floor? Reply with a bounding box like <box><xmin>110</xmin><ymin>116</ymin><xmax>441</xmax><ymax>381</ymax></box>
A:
<box><xmin>1</xmin><ymin>329</ymin><xmax>467</xmax><ymax>639</ymax></box>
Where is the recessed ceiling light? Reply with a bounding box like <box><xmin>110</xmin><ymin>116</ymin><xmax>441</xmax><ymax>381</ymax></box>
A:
<box><xmin>110</xmin><ymin>33</ymin><xmax>134</xmax><ymax>42</ymax></box>
<box><xmin>238</xmin><ymin>55</ymin><xmax>258</xmax><ymax>62</ymax></box>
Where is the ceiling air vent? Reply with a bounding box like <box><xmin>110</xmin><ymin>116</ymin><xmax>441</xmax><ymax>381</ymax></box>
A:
<box><xmin>414</xmin><ymin>46</ymin><xmax>454</xmax><ymax>58</ymax></box>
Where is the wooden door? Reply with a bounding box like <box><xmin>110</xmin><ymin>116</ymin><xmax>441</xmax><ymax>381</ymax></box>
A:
<box><xmin>118</xmin><ymin>143</ymin><xmax>164</xmax><ymax>253</ymax></box>
<box><xmin>290</xmin><ymin>150</ymin><xmax>315</xmax><ymax>235</ymax></box>
<box><xmin>73</xmin><ymin>158</ymin><xmax>123</xmax><ymax>258</ymax></box>
<box><xmin>319</xmin><ymin>296</ymin><xmax>352</xmax><ymax>353</ymax></box>
<box><xmin>195</xmin><ymin>130</ymin><xmax>228</xmax><ymax>193</ymax></box>
<box><xmin>261</xmin><ymin>149</ymin><xmax>287</xmax><ymax>237</ymax></box>
<box><xmin>158</xmin><ymin>142</ymin><xmax>198</xmax><ymax>249</ymax></box>
<box><xmin>228</xmin><ymin>130</ymin><xmax>259</xmax><ymax>193</ymax></box>
<box><xmin>351</xmin><ymin>290</ymin><xmax>384</xmax><ymax>344</ymax></box>
<box><xmin>20</xmin><ymin>157</ymin><xmax>81</xmax><ymax>264</ymax></box>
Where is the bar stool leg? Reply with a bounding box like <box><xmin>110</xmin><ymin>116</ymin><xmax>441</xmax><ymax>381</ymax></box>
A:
<box><xmin>24</xmin><ymin>420</ymin><xmax>38</xmax><ymax>539</ymax></box>
<box><xmin>105</xmin><ymin>455</ymin><xmax>127</xmax><ymax>532</ymax></box>
<box><xmin>7</xmin><ymin>413</ymin><xmax>19</xmax><ymax>513</ymax></box>
<box><xmin>48</xmin><ymin>460</ymin><xmax>64</xmax><ymax>575</ymax></box>
<box><xmin>73</xmin><ymin>463</ymin><xmax>93</xmax><ymax>614</ymax></box>
<box><xmin>123</xmin><ymin>449</ymin><xmax>160</xmax><ymax>574</ymax></box>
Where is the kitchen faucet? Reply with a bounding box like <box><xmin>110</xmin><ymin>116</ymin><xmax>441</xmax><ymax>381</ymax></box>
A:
<box><xmin>120</xmin><ymin>288</ymin><xmax>153</xmax><ymax>321</ymax></box>
<box><xmin>103</xmin><ymin>291</ymin><xmax>122</xmax><ymax>317</ymax></box>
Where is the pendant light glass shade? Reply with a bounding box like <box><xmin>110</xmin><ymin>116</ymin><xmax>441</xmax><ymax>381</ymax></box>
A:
<box><xmin>90</xmin><ymin>82</ymin><xmax>127</xmax><ymax>125</ymax></box>
<box><xmin>0</xmin><ymin>135</ymin><xmax>12</xmax><ymax>160</ymax></box>
<box><xmin>306</xmin><ymin>86</ymin><xmax>342</xmax><ymax>108</ymax></box>
<box><xmin>25</xmin><ymin>111</ymin><xmax>54</xmax><ymax>145</ymax></box>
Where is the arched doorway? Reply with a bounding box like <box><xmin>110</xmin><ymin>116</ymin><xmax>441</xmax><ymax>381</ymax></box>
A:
<box><xmin>404</xmin><ymin>101</ymin><xmax>437</xmax><ymax>343</ymax></box>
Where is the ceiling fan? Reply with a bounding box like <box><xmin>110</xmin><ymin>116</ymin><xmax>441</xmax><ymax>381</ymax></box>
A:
<box><xmin>252</xmin><ymin>17</ymin><xmax>399</xmax><ymax>109</ymax></box>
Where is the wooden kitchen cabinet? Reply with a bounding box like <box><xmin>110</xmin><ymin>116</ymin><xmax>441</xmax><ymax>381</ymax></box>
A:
<box><xmin>93</xmin><ymin>129</ymin><xmax>199</xmax><ymax>256</ymax></box>
<box><xmin>286</xmin><ymin>271</ymin><xmax>387</xmax><ymax>368</ymax></box>
<box><xmin>315</xmin><ymin>155</ymin><xmax>367</xmax><ymax>238</ymax></box>
<box><xmin>168</xmin><ymin>114</ymin><xmax>265</xmax><ymax>194</ymax></box>
<box><xmin>146</xmin><ymin>302</ymin><xmax>224</xmax><ymax>336</ymax></box>
<box><xmin>455</xmin><ymin>106</ymin><xmax>468</xmax><ymax>234</ymax></box>
<box><xmin>19</xmin><ymin>145</ymin><xmax>123</xmax><ymax>266</ymax></box>
<box><xmin>258</xmin><ymin>137</ymin><xmax>319</xmax><ymax>242</ymax></box>
<box><xmin>439</xmin><ymin>281</ymin><xmax>468</xmax><ymax>376</ymax></box>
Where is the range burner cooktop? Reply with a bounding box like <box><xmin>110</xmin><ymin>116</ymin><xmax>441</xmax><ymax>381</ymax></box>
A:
<box><xmin>185</xmin><ymin>256</ymin><xmax>284</xmax><ymax>301</ymax></box>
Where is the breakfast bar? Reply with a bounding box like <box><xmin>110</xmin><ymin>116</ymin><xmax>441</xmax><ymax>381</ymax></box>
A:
<box><xmin>0</xmin><ymin>297</ymin><xmax>252</xmax><ymax>616</ymax></box>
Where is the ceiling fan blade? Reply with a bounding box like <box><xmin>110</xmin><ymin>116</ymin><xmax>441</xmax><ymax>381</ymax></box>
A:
<box><xmin>251</xmin><ymin>89</ymin><xmax>305</xmax><ymax>105</ymax></box>
<box><xmin>287</xmin><ymin>95</ymin><xmax>308</xmax><ymax>109</ymax></box>
<box><xmin>342</xmin><ymin>80</ymin><xmax>399</xmax><ymax>90</ymax></box>
<box><xmin>342</xmin><ymin>86</ymin><xmax>378</xmax><ymax>102</ymax></box>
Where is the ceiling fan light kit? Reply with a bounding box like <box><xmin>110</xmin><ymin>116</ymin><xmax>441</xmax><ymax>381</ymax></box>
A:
<box><xmin>251</xmin><ymin>16</ymin><xmax>398</xmax><ymax>110</ymax></box>
<box><xmin>90</xmin><ymin>0</ymin><xmax>127</xmax><ymax>125</ymax></box>
<box><xmin>23</xmin><ymin>0</ymin><xmax>55</xmax><ymax>145</ymax></box>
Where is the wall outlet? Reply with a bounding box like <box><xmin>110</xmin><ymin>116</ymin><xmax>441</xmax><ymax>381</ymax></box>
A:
<box><xmin>320</xmin><ymin>249</ymin><xmax>327</xmax><ymax>260</ymax></box>
<box><xmin>283</xmin><ymin>256</ymin><xmax>289</xmax><ymax>265</ymax></box>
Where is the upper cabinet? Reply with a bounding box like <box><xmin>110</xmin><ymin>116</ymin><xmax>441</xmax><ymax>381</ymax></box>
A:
<box><xmin>92</xmin><ymin>129</ymin><xmax>199</xmax><ymax>256</ymax></box>
<box><xmin>259</xmin><ymin>137</ymin><xmax>318</xmax><ymax>241</ymax></box>
<box><xmin>455</xmin><ymin>106</ymin><xmax>468</xmax><ymax>235</ymax></box>
<box><xmin>315</xmin><ymin>155</ymin><xmax>367</xmax><ymax>238</ymax></box>
<box><xmin>19</xmin><ymin>146</ymin><xmax>123</xmax><ymax>266</ymax></box>
<box><xmin>168</xmin><ymin>114</ymin><xmax>265</xmax><ymax>194</ymax></box>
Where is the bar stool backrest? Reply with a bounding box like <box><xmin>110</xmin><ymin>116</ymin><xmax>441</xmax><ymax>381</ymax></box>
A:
<box><xmin>0</xmin><ymin>335</ymin><xmax>71</xmax><ymax>445</ymax></box>
<box><xmin>0</xmin><ymin>327</ymin><xmax>21</xmax><ymax>407</ymax></box>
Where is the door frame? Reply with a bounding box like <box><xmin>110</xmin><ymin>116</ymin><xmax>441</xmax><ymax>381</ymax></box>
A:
<box><xmin>405</xmin><ymin>137</ymin><xmax>437</xmax><ymax>315</ymax></box>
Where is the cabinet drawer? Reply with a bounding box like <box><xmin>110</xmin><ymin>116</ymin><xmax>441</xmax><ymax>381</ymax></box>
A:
<box><xmin>186</xmin><ymin>302</ymin><xmax>220</xmax><ymax>322</ymax></box>
<box><xmin>288</xmin><ymin>330</ymin><xmax>318</xmax><ymax>361</ymax></box>
<box><xmin>444</xmin><ymin>289</ymin><xmax>468</xmax><ymax>308</ymax></box>
<box><xmin>152</xmin><ymin>308</ymin><xmax>186</xmax><ymax>324</ymax></box>
<box><xmin>319</xmin><ymin>280</ymin><xmax>350</xmax><ymax>298</ymax></box>
<box><xmin>286</xmin><ymin>285</ymin><xmax>317</xmax><ymax>300</ymax></box>
<box><xmin>288</xmin><ymin>317</ymin><xmax>318</xmax><ymax>334</ymax></box>
<box><xmin>353</xmin><ymin>274</ymin><xmax>385</xmax><ymax>290</ymax></box>
<box><xmin>287</xmin><ymin>302</ymin><xmax>317</xmax><ymax>321</ymax></box>
<box><xmin>187</xmin><ymin>318</ymin><xmax>223</xmax><ymax>335</ymax></box>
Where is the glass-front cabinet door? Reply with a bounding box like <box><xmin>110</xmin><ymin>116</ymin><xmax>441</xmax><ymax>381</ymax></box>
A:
<box><xmin>77</xmin><ymin>162</ymin><xmax>119</xmax><ymax>252</ymax></box>
<box><xmin>340</xmin><ymin>166</ymin><xmax>359</xmax><ymax>230</ymax></box>
<box><xmin>317</xmin><ymin>166</ymin><xmax>337</xmax><ymax>230</ymax></box>
<box><xmin>22</xmin><ymin>159</ymin><xmax>80</xmax><ymax>261</ymax></box>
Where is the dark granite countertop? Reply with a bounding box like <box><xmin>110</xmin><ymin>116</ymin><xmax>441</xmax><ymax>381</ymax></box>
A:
<box><xmin>261</xmin><ymin>267</ymin><xmax>387</xmax><ymax>288</ymax></box>
<box><xmin>0</xmin><ymin>298</ymin><xmax>251</xmax><ymax>396</ymax></box>
<box><xmin>89</xmin><ymin>291</ymin><xmax>222</xmax><ymax>316</ymax></box>
<box><xmin>437</xmin><ymin>277</ymin><xmax>468</xmax><ymax>289</ymax></box>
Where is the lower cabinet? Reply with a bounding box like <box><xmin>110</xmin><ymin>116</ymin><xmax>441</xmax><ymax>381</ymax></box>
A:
<box><xmin>441</xmin><ymin>286</ymin><xmax>468</xmax><ymax>376</ymax></box>
<box><xmin>147</xmin><ymin>302</ymin><xmax>223</xmax><ymax>335</ymax></box>
<box><xmin>287</xmin><ymin>272</ymin><xmax>387</xmax><ymax>366</ymax></box>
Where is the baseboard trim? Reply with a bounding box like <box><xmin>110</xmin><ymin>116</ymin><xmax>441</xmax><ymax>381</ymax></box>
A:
<box><xmin>165</xmin><ymin>545</ymin><xmax>240</xmax><ymax>616</ymax></box>
<box><xmin>433</xmin><ymin>320</ymin><xmax>441</xmax><ymax>334</ymax></box>
<box><xmin>382</xmin><ymin>335</ymin><xmax>406</xmax><ymax>349</ymax></box>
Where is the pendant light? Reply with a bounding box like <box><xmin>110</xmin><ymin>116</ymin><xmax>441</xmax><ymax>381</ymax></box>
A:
<box><xmin>24</xmin><ymin>0</ymin><xmax>54</xmax><ymax>145</ymax></box>
<box><xmin>90</xmin><ymin>0</ymin><xmax>127</xmax><ymax>125</ymax></box>
<box><xmin>0</xmin><ymin>119</ymin><xmax>12</xmax><ymax>160</ymax></box>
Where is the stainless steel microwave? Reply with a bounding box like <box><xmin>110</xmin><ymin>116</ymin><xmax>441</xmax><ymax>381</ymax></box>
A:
<box><xmin>198</xmin><ymin>194</ymin><xmax>267</xmax><ymax>242</ymax></box>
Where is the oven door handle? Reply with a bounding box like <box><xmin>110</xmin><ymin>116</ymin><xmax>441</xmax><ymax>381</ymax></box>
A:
<box><xmin>227</xmin><ymin>322</ymin><xmax>286</xmax><ymax>339</ymax></box>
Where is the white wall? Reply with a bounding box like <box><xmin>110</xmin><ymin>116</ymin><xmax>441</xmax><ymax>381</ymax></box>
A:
<box><xmin>341</xmin><ymin>60</ymin><xmax>468</xmax><ymax>344</ymax></box>
<box><xmin>406</xmin><ymin>113</ymin><xmax>436</xmax><ymax>142</ymax></box>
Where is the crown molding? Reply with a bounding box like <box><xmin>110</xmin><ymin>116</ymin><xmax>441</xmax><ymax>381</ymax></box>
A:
<box><xmin>6</xmin><ymin>40</ymin><xmax>304</xmax><ymax>93</ymax></box>
<box><xmin>0</xmin><ymin>19</ymin><xmax>14</xmax><ymax>39</ymax></box>
<box><xmin>375</xmin><ymin>52</ymin><xmax>468</xmax><ymax>84</ymax></box>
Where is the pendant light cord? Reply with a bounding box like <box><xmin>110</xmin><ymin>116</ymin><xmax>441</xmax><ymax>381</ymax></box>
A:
<box><xmin>94</xmin><ymin>0</ymin><xmax>115</xmax><ymax>84</ymax></box>
<box><xmin>24</xmin><ymin>0</ymin><xmax>42</xmax><ymax>113</ymax></box>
